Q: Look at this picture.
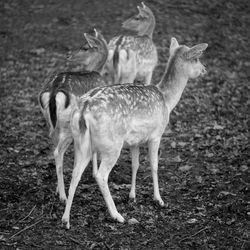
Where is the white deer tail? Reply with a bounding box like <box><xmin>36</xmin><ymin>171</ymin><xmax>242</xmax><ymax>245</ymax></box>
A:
<box><xmin>71</xmin><ymin>107</ymin><xmax>92</xmax><ymax>161</ymax></box>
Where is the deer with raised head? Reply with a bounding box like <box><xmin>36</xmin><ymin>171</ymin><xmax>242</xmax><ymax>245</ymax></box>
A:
<box><xmin>105</xmin><ymin>2</ymin><xmax>158</xmax><ymax>85</ymax></box>
<box><xmin>38</xmin><ymin>29</ymin><xmax>108</xmax><ymax>202</ymax></box>
<box><xmin>62</xmin><ymin>38</ymin><xmax>208</xmax><ymax>229</ymax></box>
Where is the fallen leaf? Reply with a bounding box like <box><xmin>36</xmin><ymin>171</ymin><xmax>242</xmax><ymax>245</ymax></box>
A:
<box><xmin>213</xmin><ymin>122</ymin><xmax>224</xmax><ymax>130</ymax></box>
<box><xmin>0</xmin><ymin>235</ymin><xmax>7</xmax><ymax>242</ymax></box>
<box><xmin>187</xmin><ymin>218</ymin><xmax>198</xmax><ymax>224</ymax></box>
<box><xmin>179</xmin><ymin>165</ymin><xmax>193</xmax><ymax>171</ymax></box>
<box><xmin>205</xmin><ymin>150</ymin><xmax>214</xmax><ymax>158</ymax></box>
<box><xmin>113</xmin><ymin>184</ymin><xmax>130</xmax><ymax>190</ymax></box>
<box><xmin>195</xmin><ymin>133</ymin><xmax>203</xmax><ymax>138</ymax></box>
<box><xmin>55</xmin><ymin>240</ymin><xmax>64</xmax><ymax>245</ymax></box>
<box><xmin>178</xmin><ymin>142</ymin><xmax>187</xmax><ymax>147</ymax></box>
<box><xmin>226</xmin><ymin>218</ymin><xmax>236</xmax><ymax>225</ymax></box>
<box><xmin>195</xmin><ymin>176</ymin><xmax>203</xmax><ymax>183</ymax></box>
<box><xmin>240</xmin><ymin>165</ymin><xmax>248</xmax><ymax>172</ymax></box>
<box><xmin>218</xmin><ymin>191</ymin><xmax>236</xmax><ymax>197</ymax></box>
<box><xmin>209</xmin><ymin>166</ymin><xmax>220</xmax><ymax>174</ymax></box>
<box><xmin>215</xmin><ymin>135</ymin><xmax>222</xmax><ymax>140</ymax></box>
<box><xmin>128</xmin><ymin>218</ymin><xmax>139</xmax><ymax>225</ymax></box>
<box><xmin>31</xmin><ymin>48</ymin><xmax>45</xmax><ymax>55</ymax></box>
<box><xmin>170</xmin><ymin>141</ymin><xmax>176</xmax><ymax>148</ymax></box>
<box><xmin>172</xmin><ymin>155</ymin><xmax>182</xmax><ymax>163</ymax></box>
<box><xmin>225</xmin><ymin>71</ymin><xmax>237</xmax><ymax>79</ymax></box>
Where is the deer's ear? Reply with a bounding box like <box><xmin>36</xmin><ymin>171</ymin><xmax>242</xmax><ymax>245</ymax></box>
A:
<box><xmin>169</xmin><ymin>37</ymin><xmax>179</xmax><ymax>55</ymax></box>
<box><xmin>137</xmin><ymin>5</ymin><xmax>144</xmax><ymax>15</ymax></box>
<box><xmin>84</xmin><ymin>33</ymin><xmax>97</xmax><ymax>48</ymax></box>
<box><xmin>141</xmin><ymin>2</ymin><xmax>150</xmax><ymax>12</ymax></box>
<box><xmin>138</xmin><ymin>2</ymin><xmax>151</xmax><ymax>15</ymax></box>
<box><xmin>94</xmin><ymin>28</ymin><xmax>99</xmax><ymax>38</ymax></box>
<box><xmin>94</xmin><ymin>28</ymin><xmax>106</xmax><ymax>43</ymax></box>
<box><xmin>94</xmin><ymin>29</ymin><xmax>108</xmax><ymax>49</ymax></box>
<box><xmin>184</xmin><ymin>43</ymin><xmax>208</xmax><ymax>60</ymax></box>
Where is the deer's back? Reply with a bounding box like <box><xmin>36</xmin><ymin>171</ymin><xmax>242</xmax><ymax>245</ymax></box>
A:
<box><xmin>80</xmin><ymin>84</ymin><xmax>168</xmax><ymax>148</ymax></box>
<box><xmin>113</xmin><ymin>35</ymin><xmax>157</xmax><ymax>58</ymax></box>
<box><xmin>41</xmin><ymin>71</ymin><xmax>106</xmax><ymax>97</ymax></box>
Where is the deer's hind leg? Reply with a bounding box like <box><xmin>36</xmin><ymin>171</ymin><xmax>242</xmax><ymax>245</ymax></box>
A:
<box><xmin>95</xmin><ymin>144</ymin><xmax>124</xmax><ymax>223</ymax></box>
<box><xmin>54</xmin><ymin>129</ymin><xmax>72</xmax><ymax>202</ymax></box>
<box><xmin>62</xmin><ymin>129</ymin><xmax>92</xmax><ymax>229</ymax></box>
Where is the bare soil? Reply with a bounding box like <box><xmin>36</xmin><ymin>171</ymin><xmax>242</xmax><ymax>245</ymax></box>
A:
<box><xmin>0</xmin><ymin>0</ymin><xmax>249</xmax><ymax>249</ymax></box>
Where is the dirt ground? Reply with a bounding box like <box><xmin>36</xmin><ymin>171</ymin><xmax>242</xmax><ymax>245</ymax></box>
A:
<box><xmin>0</xmin><ymin>0</ymin><xmax>249</xmax><ymax>249</ymax></box>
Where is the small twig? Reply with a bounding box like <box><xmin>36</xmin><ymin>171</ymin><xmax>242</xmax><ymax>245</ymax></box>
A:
<box><xmin>0</xmin><ymin>208</ymin><xmax>8</xmax><ymax>212</ymax></box>
<box><xmin>18</xmin><ymin>205</ymin><xmax>36</xmax><ymax>223</ymax></box>
<box><xmin>179</xmin><ymin>226</ymin><xmax>210</xmax><ymax>243</ymax></box>
<box><xmin>104</xmin><ymin>242</ymin><xmax>112</xmax><ymax>250</ymax></box>
<box><xmin>9</xmin><ymin>217</ymin><xmax>43</xmax><ymax>240</ymax></box>
<box><xmin>234</xmin><ymin>237</ymin><xmax>250</xmax><ymax>250</ymax></box>
<box><xmin>240</xmin><ymin>241</ymin><xmax>245</xmax><ymax>250</ymax></box>
<box><xmin>49</xmin><ymin>196</ymin><xmax>56</xmax><ymax>218</ymax></box>
<box><xmin>12</xmin><ymin>202</ymin><xmax>31</xmax><ymax>223</ymax></box>
<box><xmin>30</xmin><ymin>242</ymin><xmax>44</xmax><ymax>249</ymax></box>
<box><xmin>166</xmin><ymin>169</ymin><xmax>182</xmax><ymax>180</ymax></box>
<box><xmin>68</xmin><ymin>236</ymin><xmax>85</xmax><ymax>247</ymax></box>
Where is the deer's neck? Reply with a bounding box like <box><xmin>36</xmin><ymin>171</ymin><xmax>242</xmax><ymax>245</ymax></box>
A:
<box><xmin>87</xmin><ymin>51</ymin><xmax>108</xmax><ymax>73</ymax></box>
<box><xmin>138</xmin><ymin>16</ymin><xmax>155</xmax><ymax>38</ymax></box>
<box><xmin>157</xmin><ymin>59</ymin><xmax>188</xmax><ymax>113</ymax></box>
<box><xmin>92</xmin><ymin>57</ymin><xmax>105</xmax><ymax>73</ymax></box>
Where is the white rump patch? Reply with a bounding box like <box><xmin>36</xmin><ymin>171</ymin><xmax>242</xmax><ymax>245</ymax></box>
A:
<box><xmin>119</xmin><ymin>49</ymin><xmax>128</xmax><ymax>62</ymax></box>
<box><xmin>108</xmin><ymin>49</ymin><xmax>114</xmax><ymax>61</ymax></box>
<box><xmin>40</xmin><ymin>92</ymin><xmax>50</xmax><ymax>109</ymax></box>
<box><xmin>56</xmin><ymin>92</ymin><xmax>67</xmax><ymax>110</ymax></box>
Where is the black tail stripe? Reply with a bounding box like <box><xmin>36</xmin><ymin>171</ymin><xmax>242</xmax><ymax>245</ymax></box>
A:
<box><xmin>48</xmin><ymin>90</ymin><xmax>71</xmax><ymax>129</ymax></box>
<box><xmin>49</xmin><ymin>91</ymin><xmax>57</xmax><ymax>128</ymax></box>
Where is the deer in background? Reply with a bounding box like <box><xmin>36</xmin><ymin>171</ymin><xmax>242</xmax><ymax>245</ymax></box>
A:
<box><xmin>61</xmin><ymin>37</ymin><xmax>208</xmax><ymax>229</ymax></box>
<box><xmin>38</xmin><ymin>30</ymin><xmax>108</xmax><ymax>202</ymax></box>
<box><xmin>105</xmin><ymin>2</ymin><xmax>158</xmax><ymax>85</ymax></box>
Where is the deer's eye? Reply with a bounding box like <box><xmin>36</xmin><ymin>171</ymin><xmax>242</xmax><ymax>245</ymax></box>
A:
<box><xmin>81</xmin><ymin>44</ymin><xmax>90</xmax><ymax>51</ymax></box>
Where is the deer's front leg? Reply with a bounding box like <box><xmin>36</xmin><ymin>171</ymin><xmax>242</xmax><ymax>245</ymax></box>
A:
<box><xmin>129</xmin><ymin>146</ymin><xmax>140</xmax><ymax>201</ymax></box>
<box><xmin>148</xmin><ymin>138</ymin><xmax>164</xmax><ymax>206</ymax></box>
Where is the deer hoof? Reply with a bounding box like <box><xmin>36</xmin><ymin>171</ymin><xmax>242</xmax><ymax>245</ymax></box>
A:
<box><xmin>62</xmin><ymin>215</ymin><xmax>70</xmax><ymax>229</ymax></box>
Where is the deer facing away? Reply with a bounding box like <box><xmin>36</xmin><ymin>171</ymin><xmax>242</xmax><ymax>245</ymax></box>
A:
<box><xmin>62</xmin><ymin>37</ymin><xmax>208</xmax><ymax>229</ymax></box>
<box><xmin>38</xmin><ymin>30</ymin><xmax>108</xmax><ymax>202</ymax></box>
<box><xmin>105</xmin><ymin>2</ymin><xmax>158</xmax><ymax>85</ymax></box>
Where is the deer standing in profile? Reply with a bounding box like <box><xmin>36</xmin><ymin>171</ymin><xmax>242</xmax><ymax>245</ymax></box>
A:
<box><xmin>105</xmin><ymin>2</ymin><xmax>158</xmax><ymax>85</ymax></box>
<box><xmin>38</xmin><ymin>30</ymin><xmax>108</xmax><ymax>202</ymax></box>
<box><xmin>61</xmin><ymin>37</ymin><xmax>208</xmax><ymax>229</ymax></box>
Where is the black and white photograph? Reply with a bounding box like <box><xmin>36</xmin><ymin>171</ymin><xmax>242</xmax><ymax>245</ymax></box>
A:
<box><xmin>0</xmin><ymin>0</ymin><xmax>249</xmax><ymax>249</ymax></box>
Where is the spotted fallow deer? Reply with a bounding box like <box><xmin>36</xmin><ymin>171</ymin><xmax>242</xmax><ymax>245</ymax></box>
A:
<box><xmin>62</xmin><ymin>38</ymin><xmax>208</xmax><ymax>228</ymax></box>
<box><xmin>105</xmin><ymin>2</ymin><xmax>158</xmax><ymax>85</ymax></box>
<box><xmin>38</xmin><ymin>30</ymin><xmax>108</xmax><ymax>202</ymax></box>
